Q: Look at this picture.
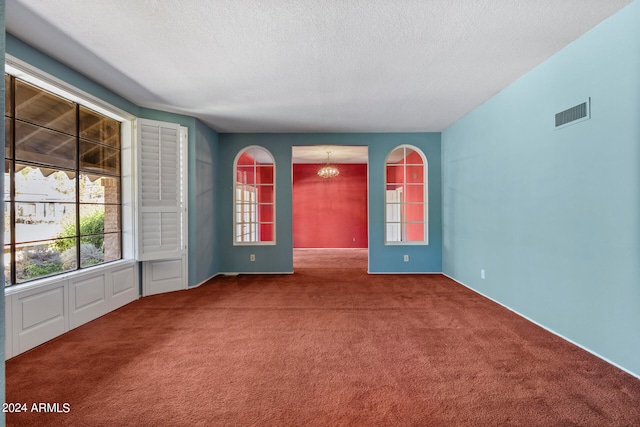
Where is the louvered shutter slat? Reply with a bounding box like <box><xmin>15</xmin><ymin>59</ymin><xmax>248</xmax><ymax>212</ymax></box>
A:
<box><xmin>136</xmin><ymin>119</ymin><xmax>184</xmax><ymax>261</ymax></box>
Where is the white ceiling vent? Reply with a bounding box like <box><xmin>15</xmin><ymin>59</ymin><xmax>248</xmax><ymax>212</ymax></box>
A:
<box><xmin>555</xmin><ymin>98</ymin><xmax>591</xmax><ymax>129</ymax></box>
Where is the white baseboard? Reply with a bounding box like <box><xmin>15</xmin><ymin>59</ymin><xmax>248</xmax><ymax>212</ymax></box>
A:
<box><xmin>190</xmin><ymin>273</ymin><xmax>223</xmax><ymax>288</ymax></box>
<box><xmin>367</xmin><ymin>271</ymin><xmax>443</xmax><ymax>275</ymax></box>
<box><xmin>218</xmin><ymin>271</ymin><xmax>294</xmax><ymax>275</ymax></box>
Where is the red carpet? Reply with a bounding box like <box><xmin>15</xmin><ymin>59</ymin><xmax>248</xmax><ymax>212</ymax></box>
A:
<box><xmin>5</xmin><ymin>249</ymin><xmax>640</xmax><ymax>426</ymax></box>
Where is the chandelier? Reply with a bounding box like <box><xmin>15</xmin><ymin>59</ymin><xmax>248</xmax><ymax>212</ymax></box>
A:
<box><xmin>317</xmin><ymin>151</ymin><xmax>339</xmax><ymax>179</ymax></box>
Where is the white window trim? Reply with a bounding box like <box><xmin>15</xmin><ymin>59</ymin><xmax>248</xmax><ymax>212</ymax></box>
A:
<box><xmin>3</xmin><ymin>55</ymin><xmax>137</xmax><ymax>291</ymax></box>
<box><xmin>233</xmin><ymin>146</ymin><xmax>276</xmax><ymax>246</ymax></box>
<box><xmin>384</xmin><ymin>144</ymin><xmax>429</xmax><ymax>245</ymax></box>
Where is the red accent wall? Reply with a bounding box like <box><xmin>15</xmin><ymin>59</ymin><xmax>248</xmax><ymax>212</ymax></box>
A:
<box><xmin>293</xmin><ymin>164</ymin><xmax>368</xmax><ymax>248</ymax></box>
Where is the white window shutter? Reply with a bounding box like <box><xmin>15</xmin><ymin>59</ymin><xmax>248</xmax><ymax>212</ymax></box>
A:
<box><xmin>135</xmin><ymin>118</ymin><xmax>183</xmax><ymax>261</ymax></box>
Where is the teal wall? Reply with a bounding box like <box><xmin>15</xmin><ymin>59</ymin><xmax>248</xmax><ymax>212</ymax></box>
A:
<box><xmin>195</xmin><ymin>119</ymin><xmax>220</xmax><ymax>281</ymax></box>
<box><xmin>442</xmin><ymin>1</ymin><xmax>640</xmax><ymax>377</ymax></box>
<box><xmin>218</xmin><ymin>133</ymin><xmax>442</xmax><ymax>273</ymax></box>
<box><xmin>6</xmin><ymin>36</ymin><xmax>221</xmax><ymax>288</ymax></box>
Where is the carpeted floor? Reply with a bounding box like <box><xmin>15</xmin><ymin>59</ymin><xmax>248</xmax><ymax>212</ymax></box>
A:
<box><xmin>293</xmin><ymin>247</ymin><xmax>368</xmax><ymax>270</ymax></box>
<box><xmin>5</xmin><ymin>249</ymin><xmax>640</xmax><ymax>426</ymax></box>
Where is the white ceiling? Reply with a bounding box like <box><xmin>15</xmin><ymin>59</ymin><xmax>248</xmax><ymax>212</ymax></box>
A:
<box><xmin>6</xmin><ymin>0</ymin><xmax>632</xmax><ymax>136</ymax></box>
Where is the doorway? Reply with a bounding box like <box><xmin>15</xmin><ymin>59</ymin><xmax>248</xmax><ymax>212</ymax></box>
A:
<box><xmin>291</xmin><ymin>145</ymin><xmax>369</xmax><ymax>270</ymax></box>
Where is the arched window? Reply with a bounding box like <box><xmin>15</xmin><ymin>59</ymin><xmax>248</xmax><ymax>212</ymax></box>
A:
<box><xmin>384</xmin><ymin>145</ymin><xmax>428</xmax><ymax>244</ymax></box>
<box><xmin>234</xmin><ymin>146</ymin><xmax>275</xmax><ymax>244</ymax></box>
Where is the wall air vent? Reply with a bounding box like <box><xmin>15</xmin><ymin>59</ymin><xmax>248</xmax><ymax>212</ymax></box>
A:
<box><xmin>555</xmin><ymin>98</ymin><xmax>590</xmax><ymax>129</ymax></box>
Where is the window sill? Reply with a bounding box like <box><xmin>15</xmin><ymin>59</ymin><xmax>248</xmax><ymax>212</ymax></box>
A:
<box><xmin>4</xmin><ymin>259</ymin><xmax>136</xmax><ymax>296</ymax></box>
<box><xmin>233</xmin><ymin>242</ymin><xmax>277</xmax><ymax>246</ymax></box>
<box><xmin>384</xmin><ymin>241</ymin><xmax>429</xmax><ymax>246</ymax></box>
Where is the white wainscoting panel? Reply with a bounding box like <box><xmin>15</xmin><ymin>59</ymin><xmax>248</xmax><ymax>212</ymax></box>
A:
<box><xmin>143</xmin><ymin>256</ymin><xmax>187</xmax><ymax>296</ymax></box>
<box><xmin>6</xmin><ymin>260</ymin><xmax>139</xmax><ymax>359</ymax></box>
<box><xmin>110</xmin><ymin>265</ymin><xmax>138</xmax><ymax>311</ymax></box>
<box><xmin>14</xmin><ymin>284</ymin><xmax>67</xmax><ymax>355</ymax></box>
<box><xmin>5</xmin><ymin>294</ymin><xmax>13</xmax><ymax>359</ymax></box>
<box><xmin>69</xmin><ymin>273</ymin><xmax>107</xmax><ymax>329</ymax></box>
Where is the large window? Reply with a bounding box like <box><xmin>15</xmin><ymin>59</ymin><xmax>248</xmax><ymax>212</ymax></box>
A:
<box><xmin>384</xmin><ymin>145</ymin><xmax>428</xmax><ymax>244</ymax></box>
<box><xmin>4</xmin><ymin>74</ymin><xmax>122</xmax><ymax>285</ymax></box>
<box><xmin>234</xmin><ymin>146</ymin><xmax>275</xmax><ymax>244</ymax></box>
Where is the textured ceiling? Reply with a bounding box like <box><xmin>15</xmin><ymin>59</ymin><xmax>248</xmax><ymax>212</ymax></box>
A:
<box><xmin>5</xmin><ymin>0</ymin><xmax>633</xmax><ymax>134</ymax></box>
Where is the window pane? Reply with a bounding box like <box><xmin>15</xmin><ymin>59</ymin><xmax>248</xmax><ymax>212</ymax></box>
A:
<box><xmin>404</xmin><ymin>148</ymin><xmax>423</xmax><ymax>165</ymax></box>
<box><xmin>385</xmin><ymin>224</ymin><xmax>401</xmax><ymax>242</ymax></box>
<box><xmin>79</xmin><ymin>204</ymin><xmax>106</xmax><ymax>236</ymax></box>
<box><xmin>15</xmin><ymin>239</ymin><xmax>76</xmax><ymax>283</ymax></box>
<box><xmin>103</xmin><ymin>205</ymin><xmax>120</xmax><ymax>233</ymax></box>
<box><xmin>15</xmin><ymin>203</ymin><xmax>76</xmax><ymax>243</ymax></box>
<box><xmin>5</xmin><ymin>117</ymin><xmax>12</xmax><ymax>159</ymax></box>
<box><xmin>405</xmin><ymin>203</ymin><xmax>424</xmax><ymax>223</ymax></box>
<box><xmin>237</xmin><ymin>202</ymin><xmax>254</xmax><ymax>213</ymax></box>
<box><xmin>4</xmin><ymin>160</ymin><xmax>10</xmax><ymax>199</ymax></box>
<box><xmin>16</xmin><ymin>80</ymin><xmax>76</xmax><ymax>135</ymax></box>
<box><xmin>258</xmin><ymin>204</ymin><xmax>274</xmax><ymax>222</ymax></box>
<box><xmin>78</xmin><ymin>240</ymin><xmax>103</xmax><ymax>268</ymax></box>
<box><xmin>385</xmin><ymin>201</ymin><xmax>402</xmax><ymax>219</ymax></box>
<box><xmin>80</xmin><ymin>175</ymin><xmax>120</xmax><ymax>203</ymax></box>
<box><xmin>79</xmin><ymin>204</ymin><xmax>120</xmax><ymax>235</ymax></box>
<box><xmin>256</xmin><ymin>165</ymin><xmax>274</xmax><ymax>184</ymax></box>
<box><xmin>79</xmin><ymin>230</ymin><xmax>114</xmax><ymax>264</ymax></box>
<box><xmin>237</xmin><ymin>152</ymin><xmax>255</xmax><ymax>166</ymax></box>
<box><xmin>103</xmin><ymin>177</ymin><xmax>121</xmax><ymax>204</ymax></box>
<box><xmin>102</xmin><ymin>232</ymin><xmax>121</xmax><ymax>264</ymax></box>
<box><xmin>236</xmin><ymin>166</ymin><xmax>255</xmax><ymax>185</ymax></box>
<box><xmin>406</xmin><ymin>165</ymin><xmax>423</xmax><ymax>183</ymax></box>
<box><xmin>258</xmin><ymin>185</ymin><xmax>274</xmax><ymax>203</ymax></box>
<box><xmin>79</xmin><ymin>106</ymin><xmax>120</xmax><ymax>147</ymax></box>
<box><xmin>405</xmin><ymin>183</ymin><xmax>424</xmax><ymax>203</ymax></box>
<box><xmin>387</xmin><ymin>147</ymin><xmax>406</xmax><ymax>164</ymax></box>
<box><xmin>15</xmin><ymin>121</ymin><xmax>76</xmax><ymax>169</ymax></box>
<box><xmin>80</xmin><ymin>140</ymin><xmax>120</xmax><ymax>175</ymax></box>
<box><xmin>246</xmin><ymin>147</ymin><xmax>273</xmax><ymax>164</ymax></box>
<box><xmin>405</xmin><ymin>223</ymin><xmax>425</xmax><ymax>241</ymax></box>
<box><xmin>386</xmin><ymin>165</ymin><xmax>404</xmax><ymax>184</ymax></box>
<box><xmin>4</xmin><ymin>202</ymin><xmax>11</xmax><ymax>245</ymax></box>
<box><xmin>4</xmin><ymin>245</ymin><xmax>11</xmax><ymax>286</ymax></box>
<box><xmin>385</xmin><ymin>189</ymin><xmax>403</xmax><ymax>203</ymax></box>
<box><xmin>14</xmin><ymin>165</ymin><xmax>76</xmax><ymax>202</ymax></box>
<box><xmin>259</xmin><ymin>223</ymin><xmax>274</xmax><ymax>241</ymax></box>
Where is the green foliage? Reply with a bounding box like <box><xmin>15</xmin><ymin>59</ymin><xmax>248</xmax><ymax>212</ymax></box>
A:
<box><xmin>53</xmin><ymin>208</ymin><xmax>105</xmax><ymax>252</ymax></box>
<box><xmin>16</xmin><ymin>245</ymin><xmax>63</xmax><ymax>282</ymax></box>
<box><xmin>25</xmin><ymin>262</ymin><xmax>62</xmax><ymax>278</ymax></box>
<box><xmin>61</xmin><ymin>243</ymin><xmax>104</xmax><ymax>270</ymax></box>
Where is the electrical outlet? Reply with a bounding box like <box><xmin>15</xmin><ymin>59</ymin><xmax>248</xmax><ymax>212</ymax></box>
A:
<box><xmin>250</xmin><ymin>254</ymin><xmax>255</xmax><ymax>262</ymax></box>
<box><xmin>481</xmin><ymin>269</ymin><xmax>485</xmax><ymax>279</ymax></box>
<box><xmin>404</xmin><ymin>255</ymin><xmax>409</xmax><ymax>262</ymax></box>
